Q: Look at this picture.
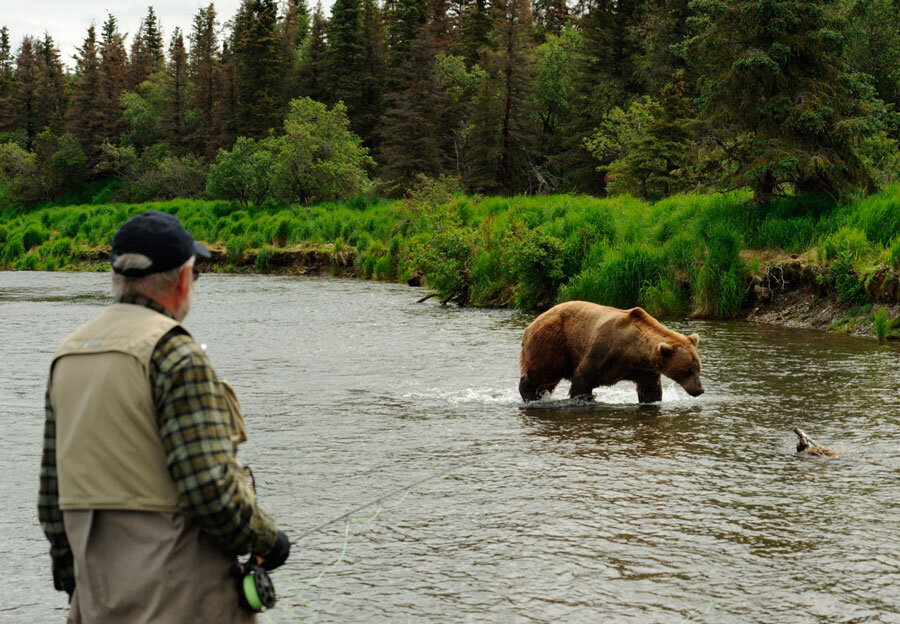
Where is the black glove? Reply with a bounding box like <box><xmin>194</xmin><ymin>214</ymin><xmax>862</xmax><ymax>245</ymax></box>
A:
<box><xmin>261</xmin><ymin>531</ymin><xmax>291</xmax><ymax>571</ymax></box>
<box><xmin>52</xmin><ymin>562</ymin><xmax>75</xmax><ymax>598</ymax></box>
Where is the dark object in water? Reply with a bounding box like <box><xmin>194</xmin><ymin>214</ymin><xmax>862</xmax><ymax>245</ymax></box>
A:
<box><xmin>793</xmin><ymin>427</ymin><xmax>839</xmax><ymax>456</ymax></box>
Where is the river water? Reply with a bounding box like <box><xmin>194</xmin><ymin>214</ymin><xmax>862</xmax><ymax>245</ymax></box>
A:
<box><xmin>2</xmin><ymin>271</ymin><xmax>900</xmax><ymax>623</ymax></box>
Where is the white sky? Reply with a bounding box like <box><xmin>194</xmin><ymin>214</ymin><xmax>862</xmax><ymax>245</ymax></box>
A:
<box><xmin>2</xmin><ymin>0</ymin><xmax>330</xmax><ymax>68</ymax></box>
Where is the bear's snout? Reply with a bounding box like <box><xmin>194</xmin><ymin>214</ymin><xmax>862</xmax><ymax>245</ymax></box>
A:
<box><xmin>680</xmin><ymin>376</ymin><xmax>704</xmax><ymax>397</ymax></box>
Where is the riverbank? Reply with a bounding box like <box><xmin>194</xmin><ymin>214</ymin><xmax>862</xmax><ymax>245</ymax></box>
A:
<box><xmin>1</xmin><ymin>187</ymin><xmax>899</xmax><ymax>340</ymax></box>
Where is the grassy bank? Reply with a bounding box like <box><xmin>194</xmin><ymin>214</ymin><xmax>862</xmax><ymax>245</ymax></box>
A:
<box><xmin>2</xmin><ymin>187</ymin><xmax>900</xmax><ymax>332</ymax></box>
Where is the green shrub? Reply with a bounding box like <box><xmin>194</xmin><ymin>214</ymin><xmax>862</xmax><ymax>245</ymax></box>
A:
<box><xmin>226</xmin><ymin>236</ymin><xmax>246</xmax><ymax>263</ymax></box>
<box><xmin>503</xmin><ymin>225</ymin><xmax>565</xmax><ymax>309</ymax></box>
<box><xmin>888</xmin><ymin>238</ymin><xmax>900</xmax><ymax>270</ymax></box>
<box><xmin>693</xmin><ymin>225</ymin><xmax>743</xmax><ymax>318</ymax></box>
<box><xmin>2</xmin><ymin>235</ymin><xmax>24</xmax><ymax>265</ymax></box>
<box><xmin>254</xmin><ymin>246</ymin><xmax>273</xmax><ymax>271</ymax></box>
<box><xmin>22</xmin><ymin>224</ymin><xmax>49</xmax><ymax>250</ymax></box>
<box><xmin>559</xmin><ymin>244</ymin><xmax>663</xmax><ymax>309</ymax></box>
<box><xmin>831</xmin><ymin>251</ymin><xmax>868</xmax><ymax>305</ymax></box>
<box><xmin>641</xmin><ymin>277</ymin><xmax>690</xmax><ymax>318</ymax></box>
<box><xmin>374</xmin><ymin>254</ymin><xmax>394</xmax><ymax>279</ymax></box>
<box><xmin>15</xmin><ymin>251</ymin><xmax>39</xmax><ymax>270</ymax></box>
<box><xmin>874</xmin><ymin>307</ymin><xmax>888</xmax><ymax>343</ymax></box>
<box><xmin>821</xmin><ymin>227</ymin><xmax>871</xmax><ymax>262</ymax></box>
<box><xmin>268</xmin><ymin>216</ymin><xmax>292</xmax><ymax>247</ymax></box>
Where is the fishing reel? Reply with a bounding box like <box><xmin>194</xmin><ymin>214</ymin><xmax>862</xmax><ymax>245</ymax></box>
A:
<box><xmin>232</xmin><ymin>558</ymin><xmax>277</xmax><ymax>613</ymax></box>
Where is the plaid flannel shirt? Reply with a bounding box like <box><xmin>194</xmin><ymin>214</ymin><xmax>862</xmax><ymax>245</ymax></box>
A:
<box><xmin>38</xmin><ymin>294</ymin><xmax>279</xmax><ymax>595</ymax></box>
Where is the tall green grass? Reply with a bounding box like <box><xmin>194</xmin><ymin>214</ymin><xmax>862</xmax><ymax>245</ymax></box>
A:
<box><xmin>3</xmin><ymin>185</ymin><xmax>900</xmax><ymax>318</ymax></box>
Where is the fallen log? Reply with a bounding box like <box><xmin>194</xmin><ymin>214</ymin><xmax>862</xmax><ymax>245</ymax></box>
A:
<box><xmin>793</xmin><ymin>427</ymin><xmax>839</xmax><ymax>456</ymax></box>
<box><xmin>416</xmin><ymin>293</ymin><xmax>437</xmax><ymax>304</ymax></box>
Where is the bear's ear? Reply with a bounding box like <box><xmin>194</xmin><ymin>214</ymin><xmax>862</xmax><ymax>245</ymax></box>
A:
<box><xmin>687</xmin><ymin>333</ymin><xmax>700</xmax><ymax>346</ymax></box>
<box><xmin>657</xmin><ymin>342</ymin><xmax>675</xmax><ymax>358</ymax></box>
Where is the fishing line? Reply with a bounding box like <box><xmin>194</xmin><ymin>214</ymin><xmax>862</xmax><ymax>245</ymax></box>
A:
<box><xmin>265</xmin><ymin>448</ymin><xmax>502</xmax><ymax>622</ymax></box>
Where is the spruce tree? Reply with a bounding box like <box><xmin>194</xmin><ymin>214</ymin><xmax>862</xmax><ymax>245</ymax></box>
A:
<box><xmin>14</xmin><ymin>37</ymin><xmax>39</xmax><ymax>149</ymax></box>
<box><xmin>130</xmin><ymin>7</ymin><xmax>166</xmax><ymax>88</ymax></box>
<box><xmin>637</xmin><ymin>0</ymin><xmax>691</xmax><ymax>93</ymax></box>
<box><xmin>0</xmin><ymin>27</ymin><xmax>14</xmax><ymax>136</ymax></box>
<box><xmin>324</xmin><ymin>0</ymin><xmax>369</xmax><ymax>134</ymax></box>
<box><xmin>232</xmin><ymin>0</ymin><xmax>287</xmax><ymax>137</ymax></box>
<box><xmin>168</xmin><ymin>28</ymin><xmax>189</xmax><ymax>148</ymax></box>
<box><xmin>359</xmin><ymin>0</ymin><xmax>387</xmax><ymax>145</ymax></box>
<box><xmin>385</xmin><ymin>0</ymin><xmax>427</xmax><ymax>75</ymax></box>
<box><xmin>456</xmin><ymin>0</ymin><xmax>491</xmax><ymax>67</ymax></box>
<box><xmin>216</xmin><ymin>40</ymin><xmax>238</xmax><ymax>148</ymax></box>
<box><xmin>67</xmin><ymin>25</ymin><xmax>106</xmax><ymax>166</ymax></box>
<box><xmin>378</xmin><ymin>37</ymin><xmax>448</xmax><ymax>189</ymax></box>
<box><xmin>687</xmin><ymin>0</ymin><xmax>878</xmax><ymax>201</ymax></box>
<box><xmin>534</xmin><ymin>0</ymin><xmax>569</xmax><ymax>40</ymax></box>
<box><xmin>141</xmin><ymin>7</ymin><xmax>166</xmax><ymax>69</ymax></box>
<box><xmin>189</xmin><ymin>4</ymin><xmax>221</xmax><ymax>157</ymax></box>
<box><xmin>37</xmin><ymin>33</ymin><xmax>67</xmax><ymax>135</ymax></box>
<box><xmin>845</xmin><ymin>0</ymin><xmax>900</xmax><ymax>115</ymax></box>
<box><xmin>100</xmin><ymin>13</ymin><xmax>129</xmax><ymax>143</ymax></box>
<box><xmin>476</xmin><ymin>0</ymin><xmax>538</xmax><ymax>192</ymax></box>
<box><xmin>560</xmin><ymin>0</ymin><xmax>647</xmax><ymax>193</ymax></box>
<box><xmin>297</xmin><ymin>1</ymin><xmax>328</xmax><ymax>102</ymax></box>
<box><xmin>288</xmin><ymin>0</ymin><xmax>311</xmax><ymax>46</ymax></box>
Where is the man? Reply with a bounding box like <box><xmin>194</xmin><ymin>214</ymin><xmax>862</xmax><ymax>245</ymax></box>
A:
<box><xmin>39</xmin><ymin>211</ymin><xmax>290</xmax><ymax>622</ymax></box>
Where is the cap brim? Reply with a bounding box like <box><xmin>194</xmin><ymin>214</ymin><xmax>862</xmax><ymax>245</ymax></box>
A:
<box><xmin>193</xmin><ymin>241</ymin><xmax>211</xmax><ymax>258</ymax></box>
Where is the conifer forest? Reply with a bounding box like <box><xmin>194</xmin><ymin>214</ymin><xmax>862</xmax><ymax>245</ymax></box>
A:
<box><xmin>2</xmin><ymin>1</ymin><xmax>900</xmax><ymax>327</ymax></box>
<box><xmin>2</xmin><ymin>0</ymin><xmax>900</xmax><ymax>205</ymax></box>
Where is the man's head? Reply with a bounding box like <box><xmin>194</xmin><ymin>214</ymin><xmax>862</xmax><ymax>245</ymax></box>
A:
<box><xmin>110</xmin><ymin>211</ymin><xmax>210</xmax><ymax>321</ymax></box>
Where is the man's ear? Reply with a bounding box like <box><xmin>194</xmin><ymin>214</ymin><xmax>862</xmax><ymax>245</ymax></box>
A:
<box><xmin>177</xmin><ymin>263</ymin><xmax>192</xmax><ymax>295</ymax></box>
<box><xmin>687</xmin><ymin>333</ymin><xmax>700</xmax><ymax>346</ymax></box>
<box><xmin>657</xmin><ymin>342</ymin><xmax>674</xmax><ymax>358</ymax></box>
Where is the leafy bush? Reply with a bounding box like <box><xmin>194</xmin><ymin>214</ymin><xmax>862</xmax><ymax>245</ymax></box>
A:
<box><xmin>409</xmin><ymin>214</ymin><xmax>476</xmax><ymax>303</ymax></box>
<box><xmin>2</xmin><ymin>236</ymin><xmax>25</xmax><ymax>265</ymax></box>
<box><xmin>503</xmin><ymin>224</ymin><xmax>565</xmax><ymax>308</ymax></box>
<box><xmin>820</xmin><ymin>226</ymin><xmax>872</xmax><ymax>262</ymax></box>
<box><xmin>254</xmin><ymin>246</ymin><xmax>273</xmax><ymax>271</ymax></box>
<box><xmin>207</xmin><ymin>137</ymin><xmax>275</xmax><ymax>207</ymax></box>
<box><xmin>226</xmin><ymin>236</ymin><xmax>246</xmax><ymax>263</ymax></box>
<box><xmin>22</xmin><ymin>224</ymin><xmax>49</xmax><ymax>250</ymax></box>
<box><xmin>830</xmin><ymin>251</ymin><xmax>868</xmax><ymax>304</ymax></box>
<box><xmin>0</xmin><ymin>142</ymin><xmax>39</xmax><ymax>207</ymax></box>
<box><xmin>268</xmin><ymin>98</ymin><xmax>375</xmax><ymax>204</ymax></box>
<box><xmin>268</xmin><ymin>216</ymin><xmax>292</xmax><ymax>247</ymax></box>
<box><xmin>888</xmin><ymin>237</ymin><xmax>900</xmax><ymax>270</ymax></box>
<box><xmin>873</xmin><ymin>306</ymin><xmax>888</xmax><ymax>343</ymax></box>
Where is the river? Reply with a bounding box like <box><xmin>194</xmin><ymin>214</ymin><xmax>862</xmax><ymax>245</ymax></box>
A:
<box><xmin>2</xmin><ymin>271</ymin><xmax>900</xmax><ymax>623</ymax></box>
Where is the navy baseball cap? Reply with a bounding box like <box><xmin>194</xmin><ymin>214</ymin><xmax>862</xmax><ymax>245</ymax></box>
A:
<box><xmin>111</xmin><ymin>211</ymin><xmax>210</xmax><ymax>277</ymax></box>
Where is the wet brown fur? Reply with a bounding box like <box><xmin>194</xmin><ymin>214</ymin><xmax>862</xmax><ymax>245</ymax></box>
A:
<box><xmin>519</xmin><ymin>301</ymin><xmax>703</xmax><ymax>402</ymax></box>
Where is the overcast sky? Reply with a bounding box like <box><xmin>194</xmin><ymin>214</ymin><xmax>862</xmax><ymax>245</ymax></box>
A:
<box><xmin>3</xmin><ymin>1</ymin><xmax>330</xmax><ymax>68</ymax></box>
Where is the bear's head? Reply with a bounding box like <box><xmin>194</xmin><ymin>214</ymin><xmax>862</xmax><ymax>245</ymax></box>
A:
<box><xmin>657</xmin><ymin>333</ymin><xmax>703</xmax><ymax>397</ymax></box>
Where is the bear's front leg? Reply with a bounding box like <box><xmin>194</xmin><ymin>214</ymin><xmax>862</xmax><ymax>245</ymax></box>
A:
<box><xmin>519</xmin><ymin>374</ymin><xmax>541</xmax><ymax>402</ymax></box>
<box><xmin>568</xmin><ymin>376</ymin><xmax>595</xmax><ymax>400</ymax></box>
<box><xmin>635</xmin><ymin>374</ymin><xmax>663</xmax><ymax>403</ymax></box>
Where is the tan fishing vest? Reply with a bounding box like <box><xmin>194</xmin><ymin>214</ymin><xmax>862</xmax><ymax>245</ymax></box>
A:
<box><xmin>51</xmin><ymin>303</ymin><xmax>254</xmax><ymax>512</ymax></box>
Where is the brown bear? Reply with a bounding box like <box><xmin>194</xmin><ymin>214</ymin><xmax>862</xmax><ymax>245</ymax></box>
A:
<box><xmin>519</xmin><ymin>300</ymin><xmax>704</xmax><ymax>403</ymax></box>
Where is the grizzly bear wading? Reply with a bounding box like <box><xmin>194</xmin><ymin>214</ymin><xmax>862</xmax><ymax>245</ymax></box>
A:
<box><xmin>519</xmin><ymin>301</ymin><xmax>704</xmax><ymax>403</ymax></box>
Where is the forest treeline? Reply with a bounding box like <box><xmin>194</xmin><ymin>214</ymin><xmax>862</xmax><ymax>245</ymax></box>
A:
<box><xmin>1</xmin><ymin>0</ymin><xmax>900</xmax><ymax>208</ymax></box>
